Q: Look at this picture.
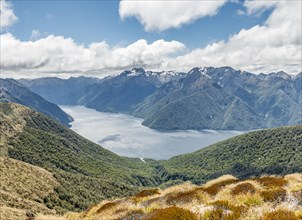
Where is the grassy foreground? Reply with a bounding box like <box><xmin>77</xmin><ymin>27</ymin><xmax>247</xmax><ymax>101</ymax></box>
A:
<box><xmin>37</xmin><ymin>174</ymin><xmax>302</xmax><ymax>220</ymax></box>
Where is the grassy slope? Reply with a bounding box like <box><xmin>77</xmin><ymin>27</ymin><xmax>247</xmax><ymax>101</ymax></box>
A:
<box><xmin>0</xmin><ymin>157</ymin><xmax>58</xmax><ymax>220</ymax></box>
<box><xmin>1</xmin><ymin>103</ymin><xmax>159</xmax><ymax>213</ymax></box>
<box><xmin>161</xmin><ymin>125</ymin><xmax>302</xmax><ymax>184</ymax></box>
<box><xmin>48</xmin><ymin>174</ymin><xmax>302</xmax><ymax>220</ymax></box>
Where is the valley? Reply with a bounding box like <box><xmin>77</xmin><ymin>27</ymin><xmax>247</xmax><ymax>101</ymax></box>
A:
<box><xmin>1</xmin><ymin>1</ymin><xmax>301</xmax><ymax>219</ymax></box>
<box><xmin>0</xmin><ymin>103</ymin><xmax>301</xmax><ymax>220</ymax></box>
<box><xmin>61</xmin><ymin>105</ymin><xmax>243</xmax><ymax>159</ymax></box>
<box><xmin>1</xmin><ymin>67</ymin><xmax>301</xmax><ymax>219</ymax></box>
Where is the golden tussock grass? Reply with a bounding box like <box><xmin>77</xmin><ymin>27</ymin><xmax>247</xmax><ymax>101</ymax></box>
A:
<box><xmin>38</xmin><ymin>174</ymin><xmax>302</xmax><ymax>220</ymax></box>
<box><xmin>263</xmin><ymin>209</ymin><xmax>300</xmax><ymax>220</ymax></box>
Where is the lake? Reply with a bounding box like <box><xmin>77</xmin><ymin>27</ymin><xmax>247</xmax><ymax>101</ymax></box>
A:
<box><xmin>61</xmin><ymin>105</ymin><xmax>244</xmax><ymax>160</ymax></box>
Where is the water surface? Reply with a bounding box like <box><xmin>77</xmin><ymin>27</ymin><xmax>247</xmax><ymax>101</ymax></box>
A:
<box><xmin>61</xmin><ymin>105</ymin><xmax>244</xmax><ymax>159</ymax></box>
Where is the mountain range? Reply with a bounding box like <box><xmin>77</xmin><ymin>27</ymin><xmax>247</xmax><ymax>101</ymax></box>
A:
<box><xmin>0</xmin><ymin>102</ymin><xmax>301</xmax><ymax>219</ymax></box>
<box><xmin>0</xmin><ymin>78</ymin><xmax>73</xmax><ymax>126</ymax></box>
<box><xmin>19</xmin><ymin>67</ymin><xmax>302</xmax><ymax>130</ymax></box>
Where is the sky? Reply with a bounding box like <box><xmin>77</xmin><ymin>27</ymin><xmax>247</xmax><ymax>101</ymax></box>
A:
<box><xmin>0</xmin><ymin>0</ymin><xmax>301</xmax><ymax>78</ymax></box>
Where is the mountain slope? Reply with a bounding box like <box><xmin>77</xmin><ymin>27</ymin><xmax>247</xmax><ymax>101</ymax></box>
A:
<box><xmin>83</xmin><ymin>69</ymin><xmax>157</xmax><ymax>113</ymax></box>
<box><xmin>135</xmin><ymin>68</ymin><xmax>264</xmax><ymax>130</ymax></box>
<box><xmin>19</xmin><ymin>76</ymin><xmax>101</xmax><ymax>105</ymax></box>
<box><xmin>0</xmin><ymin>157</ymin><xmax>58</xmax><ymax>220</ymax></box>
<box><xmin>0</xmin><ymin>102</ymin><xmax>159</xmax><ymax>213</ymax></box>
<box><xmin>161</xmin><ymin>125</ymin><xmax>302</xmax><ymax>184</ymax></box>
<box><xmin>0</xmin><ymin>78</ymin><xmax>73</xmax><ymax>126</ymax></box>
<box><xmin>19</xmin><ymin>67</ymin><xmax>301</xmax><ymax>131</ymax></box>
<box><xmin>205</xmin><ymin>67</ymin><xmax>302</xmax><ymax>128</ymax></box>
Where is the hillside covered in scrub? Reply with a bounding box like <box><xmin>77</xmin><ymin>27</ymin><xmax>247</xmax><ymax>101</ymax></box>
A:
<box><xmin>0</xmin><ymin>102</ymin><xmax>302</xmax><ymax>219</ymax></box>
<box><xmin>0</xmin><ymin>102</ymin><xmax>160</xmax><ymax>215</ymax></box>
<box><xmin>160</xmin><ymin>125</ymin><xmax>302</xmax><ymax>184</ymax></box>
<box><xmin>39</xmin><ymin>174</ymin><xmax>302</xmax><ymax>220</ymax></box>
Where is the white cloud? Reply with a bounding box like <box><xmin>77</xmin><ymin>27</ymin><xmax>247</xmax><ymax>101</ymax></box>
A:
<box><xmin>0</xmin><ymin>34</ymin><xmax>185</xmax><ymax>77</ymax></box>
<box><xmin>0</xmin><ymin>0</ymin><xmax>18</xmax><ymax>29</ymax></box>
<box><xmin>162</xmin><ymin>1</ymin><xmax>302</xmax><ymax>74</ymax></box>
<box><xmin>30</xmin><ymin>29</ymin><xmax>41</xmax><ymax>40</ymax></box>
<box><xmin>1</xmin><ymin>0</ymin><xmax>301</xmax><ymax>77</ymax></box>
<box><xmin>119</xmin><ymin>0</ymin><xmax>227</xmax><ymax>32</ymax></box>
<box><xmin>243</xmin><ymin>0</ymin><xmax>278</xmax><ymax>15</ymax></box>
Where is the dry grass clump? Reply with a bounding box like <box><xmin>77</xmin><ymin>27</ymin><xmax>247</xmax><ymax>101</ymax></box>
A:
<box><xmin>231</xmin><ymin>183</ymin><xmax>256</xmax><ymax>195</ymax></box>
<box><xmin>263</xmin><ymin>209</ymin><xmax>300</xmax><ymax>220</ymax></box>
<box><xmin>292</xmin><ymin>190</ymin><xmax>302</xmax><ymax>204</ymax></box>
<box><xmin>118</xmin><ymin>209</ymin><xmax>145</xmax><ymax>220</ymax></box>
<box><xmin>96</xmin><ymin>201</ymin><xmax>119</xmax><ymax>213</ymax></box>
<box><xmin>165</xmin><ymin>189</ymin><xmax>204</xmax><ymax>205</ymax></box>
<box><xmin>260</xmin><ymin>188</ymin><xmax>287</xmax><ymax>202</ymax></box>
<box><xmin>132</xmin><ymin>188</ymin><xmax>161</xmax><ymax>203</ymax></box>
<box><xmin>235</xmin><ymin>193</ymin><xmax>264</xmax><ymax>207</ymax></box>
<box><xmin>200</xmin><ymin>179</ymin><xmax>240</xmax><ymax>196</ymax></box>
<box><xmin>202</xmin><ymin>200</ymin><xmax>247</xmax><ymax>220</ymax></box>
<box><xmin>254</xmin><ymin>176</ymin><xmax>288</xmax><ymax>188</ymax></box>
<box><xmin>144</xmin><ymin>207</ymin><xmax>199</xmax><ymax>220</ymax></box>
<box><xmin>35</xmin><ymin>214</ymin><xmax>67</xmax><ymax>220</ymax></box>
<box><xmin>135</xmin><ymin>189</ymin><xmax>160</xmax><ymax>198</ymax></box>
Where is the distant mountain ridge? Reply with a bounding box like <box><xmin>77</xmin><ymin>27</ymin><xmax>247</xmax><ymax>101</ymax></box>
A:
<box><xmin>0</xmin><ymin>78</ymin><xmax>73</xmax><ymax>126</ymax></box>
<box><xmin>18</xmin><ymin>66</ymin><xmax>302</xmax><ymax>130</ymax></box>
<box><xmin>19</xmin><ymin>76</ymin><xmax>101</xmax><ymax>105</ymax></box>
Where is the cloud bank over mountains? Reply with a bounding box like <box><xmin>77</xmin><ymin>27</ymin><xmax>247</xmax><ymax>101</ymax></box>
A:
<box><xmin>166</xmin><ymin>1</ymin><xmax>302</xmax><ymax>74</ymax></box>
<box><xmin>0</xmin><ymin>0</ymin><xmax>301</xmax><ymax>78</ymax></box>
<box><xmin>1</xmin><ymin>34</ymin><xmax>184</xmax><ymax>75</ymax></box>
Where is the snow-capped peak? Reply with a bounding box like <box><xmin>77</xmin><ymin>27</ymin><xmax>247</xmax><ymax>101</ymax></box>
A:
<box><xmin>129</xmin><ymin>67</ymin><xmax>146</xmax><ymax>76</ymax></box>
<box><xmin>189</xmin><ymin>67</ymin><xmax>212</xmax><ymax>79</ymax></box>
